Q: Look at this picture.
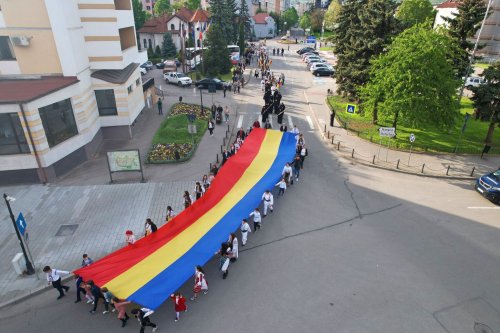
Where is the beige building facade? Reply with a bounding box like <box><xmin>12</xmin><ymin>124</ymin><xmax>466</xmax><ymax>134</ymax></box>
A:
<box><xmin>0</xmin><ymin>0</ymin><xmax>148</xmax><ymax>184</ymax></box>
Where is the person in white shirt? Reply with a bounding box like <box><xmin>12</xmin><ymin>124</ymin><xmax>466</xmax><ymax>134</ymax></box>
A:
<box><xmin>276</xmin><ymin>178</ymin><xmax>287</xmax><ymax>196</ymax></box>
<box><xmin>240</xmin><ymin>219</ymin><xmax>251</xmax><ymax>246</ymax></box>
<box><xmin>261</xmin><ymin>190</ymin><xmax>274</xmax><ymax>216</ymax></box>
<box><xmin>228</xmin><ymin>233</ymin><xmax>239</xmax><ymax>262</ymax></box>
<box><xmin>282</xmin><ymin>162</ymin><xmax>293</xmax><ymax>185</ymax></box>
<box><xmin>290</xmin><ymin>125</ymin><xmax>300</xmax><ymax>136</ymax></box>
<box><xmin>43</xmin><ymin>266</ymin><xmax>70</xmax><ymax>299</ymax></box>
<box><xmin>249</xmin><ymin>208</ymin><xmax>262</xmax><ymax>231</ymax></box>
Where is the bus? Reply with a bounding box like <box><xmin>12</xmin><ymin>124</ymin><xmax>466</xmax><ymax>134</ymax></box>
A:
<box><xmin>185</xmin><ymin>45</ymin><xmax>240</xmax><ymax>69</ymax></box>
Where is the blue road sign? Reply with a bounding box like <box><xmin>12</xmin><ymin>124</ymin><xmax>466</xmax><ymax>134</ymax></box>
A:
<box><xmin>306</xmin><ymin>35</ymin><xmax>316</xmax><ymax>44</ymax></box>
<box><xmin>16</xmin><ymin>212</ymin><xmax>27</xmax><ymax>236</ymax></box>
<box><xmin>346</xmin><ymin>104</ymin><xmax>356</xmax><ymax>114</ymax></box>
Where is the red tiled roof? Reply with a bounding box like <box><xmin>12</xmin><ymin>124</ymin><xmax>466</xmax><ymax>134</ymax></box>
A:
<box><xmin>253</xmin><ymin>13</ymin><xmax>270</xmax><ymax>24</ymax></box>
<box><xmin>190</xmin><ymin>9</ymin><xmax>210</xmax><ymax>23</ymax></box>
<box><xmin>436</xmin><ymin>0</ymin><xmax>458</xmax><ymax>8</ymax></box>
<box><xmin>175</xmin><ymin>8</ymin><xmax>194</xmax><ymax>22</ymax></box>
<box><xmin>138</xmin><ymin>13</ymin><xmax>171</xmax><ymax>34</ymax></box>
<box><xmin>0</xmin><ymin>76</ymin><xmax>79</xmax><ymax>104</ymax></box>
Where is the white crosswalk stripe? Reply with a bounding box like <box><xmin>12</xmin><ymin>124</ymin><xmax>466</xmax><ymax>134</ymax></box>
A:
<box><xmin>306</xmin><ymin>115</ymin><xmax>314</xmax><ymax>130</ymax></box>
<box><xmin>234</xmin><ymin>114</ymin><xmax>313</xmax><ymax>131</ymax></box>
<box><xmin>287</xmin><ymin>115</ymin><xmax>294</xmax><ymax>128</ymax></box>
<box><xmin>237</xmin><ymin>115</ymin><xmax>244</xmax><ymax>129</ymax></box>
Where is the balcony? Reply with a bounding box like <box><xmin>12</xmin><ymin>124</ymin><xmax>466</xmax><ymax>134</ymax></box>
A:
<box><xmin>119</xmin><ymin>26</ymin><xmax>136</xmax><ymax>51</ymax></box>
<box><xmin>114</xmin><ymin>0</ymin><xmax>131</xmax><ymax>10</ymax></box>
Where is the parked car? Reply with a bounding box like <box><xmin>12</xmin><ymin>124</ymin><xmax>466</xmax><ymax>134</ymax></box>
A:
<box><xmin>475</xmin><ymin>169</ymin><xmax>500</xmax><ymax>204</ymax></box>
<box><xmin>301</xmin><ymin>52</ymin><xmax>318</xmax><ymax>59</ymax></box>
<box><xmin>140</xmin><ymin>67</ymin><xmax>147</xmax><ymax>75</ymax></box>
<box><xmin>312</xmin><ymin>67</ymin><xmax>335</xmax><ymax>77</ymax></box>
<box><xmin>305</xmin><ymin>56</ymin><xmax>323</xmax><ymax>64</ymax></box>
<box><xmin>465</xmin><ymin>76</ymin><xmax>487</xmax><ymax>89</ymax></box>
<box><xmin>161</xmin><ymin>60</ymin><xmax>178</xmax><ymax>74</ymax></box>
<box><xmin>297</xmin><ymin>47</ymin><xmax>318</xmax><ymax>55</ymax></box>
<box><xmin>163</xmin><ymin>72</ymin><xmax>192</xmax><ymax>86</ymax></box>
<box><xmin>156</xmin><ymin>59</ymin><xmax>181</xmax><ymax>69</ymax></box>
<box><xmin>306</xmin><ymin>58</ymin><xmax>327</xmax><ymax>68</ymax></box>
<box><xmin>195</xmin><ymin>78</ymin><xmax>231</xmax><ymax>90</ymax></box>
<box><xmin>140</xmin><ymin>61</ymin><xmax>153</xmax><ymax>70</ymax></box>
<box><xmin>310</xmin><ymin>63</ymin><xmax>334</xmax><ymax>72</ymax></box>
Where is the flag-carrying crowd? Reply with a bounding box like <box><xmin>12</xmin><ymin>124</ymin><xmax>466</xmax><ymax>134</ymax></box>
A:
<box><xmin>42</xmin><ymin>42</ymin><xmax>309</xmax><ymax>333</ymax></box>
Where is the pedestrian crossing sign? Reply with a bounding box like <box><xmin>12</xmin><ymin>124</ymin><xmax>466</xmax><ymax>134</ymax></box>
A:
<box><xmin>346</xmin><ymin>104</ymin><xmax>356</xmax><ymax>114</ymax></box>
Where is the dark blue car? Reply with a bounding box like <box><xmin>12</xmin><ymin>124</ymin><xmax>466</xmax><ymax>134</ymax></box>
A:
<box><xmin>475</xmin><ymin>169</ymin><xmax>500</xmax><ymax>204</ymax></box>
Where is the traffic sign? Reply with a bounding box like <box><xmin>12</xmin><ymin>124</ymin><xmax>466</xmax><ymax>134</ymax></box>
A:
<box><xmin>16</xmin><ymin>213</ymin><xmax>27</xmax><ymax>237</ymax></box>
<box><xmin>409</xmin><ymin>133</ymin><xmax>415</xmax><ymax>143</ymax></box>
<box><xmin>379</xmin><ymin>127</ymin><xmax>396</xmax><ymax>137</ymax></box>
<box><xmin>306</xmin><ymin>35</ymin><xmax>316</xmax><ymax>44</ymax></box>
<box><xmin>346</xmin><ymin>104</ymin><xmax>356</xmax><ymax>114</ymax></box>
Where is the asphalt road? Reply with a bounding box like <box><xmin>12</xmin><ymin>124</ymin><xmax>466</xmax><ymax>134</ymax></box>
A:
<box><xmin>1</xmin><ymin>40</ymin><xmax>499</xmax><ymax>333</ymax></box>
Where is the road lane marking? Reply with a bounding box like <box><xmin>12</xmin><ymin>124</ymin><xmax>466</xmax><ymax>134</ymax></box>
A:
<box><xmin>237</xmin><ymin>115</ymin><xmax>244</xmax><ymax>129</ymax></box>
<box><xmin>287</xmin><ymin>115</ymin><xmax>294</xmax><ymax>128</ymax></box>
<box><xmin>259</xmin><ymin>115</ymin><xmax>262</xmax><ymax>126</ymax></box>
<box><xmin>467</xmin><ymin>207</ymin><xmax>500</xmax><ymax>209</ymax></box>
<box><xmin>306</xmin><ymin>115</ymin><xmax>314</xmax><ymax>130</ymax></box>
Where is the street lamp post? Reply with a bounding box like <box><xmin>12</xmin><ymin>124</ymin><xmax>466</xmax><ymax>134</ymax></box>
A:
<box><xmin>3</xmin><ymin>193</ymin><xmax>35</xmax><ymax>275</ymax></box>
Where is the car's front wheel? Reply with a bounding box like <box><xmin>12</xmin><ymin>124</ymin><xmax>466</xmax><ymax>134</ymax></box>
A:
<box><xmin>316</xmin><ymin>73</ymin><xmax>320</xmax><ymax>77</ymax></box>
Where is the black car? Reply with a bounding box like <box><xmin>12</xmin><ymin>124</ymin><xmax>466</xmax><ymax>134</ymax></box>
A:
<box><xmin>297</xmin><ymin>47</ymin><xmax>318</xmax><ymax>55</ymax></box>
<box><xmin>312</xmin><ymin>67</ymin><xmax>334</xmax><ymax>77</ymax></box>
<box><xmin>155</xmin><ymin>59</ymin><xmax>181</xmax><ymax>69</ymax></box>
<box><xmin>195</xmin><ymin>78</ymin><xmax>231</xmax><ymax>90</ymax></box>
<box><xmin>140</xmin><ymin>61</ymin><xmax>153</xmax><ymax>70</ymax></box>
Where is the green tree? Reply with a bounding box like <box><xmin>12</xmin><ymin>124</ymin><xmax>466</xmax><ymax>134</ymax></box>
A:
<box><xmin>132</xmin><ymin>0</ymin><xmax>147</xmax><ymax>30</ymax></box>
<box><xmin>203</xmin><ymin>23</ymin><xmax>231</xmax><ymax>76</ymax></box>
<box><xmin>240</xmin><ymin>0</ymin><xmax>253</xmax><ymax>38</ymax></box>
<box><xmin>441</xmin><ymin>0</ymin><xmax>489</xmax><ymax>77</ymax></box>
<box><xmin>310</xmin><ymin>9</ymin><xmax>325</xmax><ymax>32</ymax></box>
<box><xmin>470</xmin><ymin>62</ymin><xmax>500</xmax><ymax>144</ymax></box>
<box><xmin>269</xmin><ymin>12</ymin><xmax>281</xmax><ymax>34</ymax></box>
<box><xmin>299</xmin><ymin>12</ymin><xmax>311</xmax><ymax>30</ymax></box>
<box><xmin>161</xmin><ymin>32</ymin><xmax>177</xmax><ymax>58</ymax></box>
<box><xmin>333</xmin><ymin>0</ymin><xmax>399</xmax><ymax>100</ymax></box>
<box><xmin>395</xmin><ymin>0</ymin><xmax>435</xmax><ymax>28</ymax></box>
<box><xmin>324</xmin><ymin>1</ymin><xmax>341</xmax><ymax>30</ymax></box>
<box><xmin>282</xmin><ymin>7</ymin><xmax>299</xmax><ymax>30</ymax></box>
<box><xmin>238</xmin><ymin>23</ymin><xmax>245</xmax><ymax>55</ymax></box>
<box><xmin>209</xmin><ymin>0</ymin><xmax>237</xmax><ymax>44</ymax></box>
<box><xmin>154</xmin><ymin>0</ymin><xmax>171</xmax><ymax>15</ymax></box>
<box><xmin>361</xmin><ymin>24</ymin><xmax>461</xmax><ymax>132</ymax></box>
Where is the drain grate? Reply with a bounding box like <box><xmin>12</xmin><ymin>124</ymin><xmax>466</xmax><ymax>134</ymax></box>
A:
<box><xmin>474</xmin><ymin>322</ymin><xmax>493</xmax><ymax>333</ymax></box>
<box><xmin>55</xmin><ymin>224</ymin><xmax>79</xmax><ymax>237</ymax></box>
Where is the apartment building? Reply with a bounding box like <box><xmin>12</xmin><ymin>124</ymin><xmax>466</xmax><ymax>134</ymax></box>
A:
<box><xmin>0</xmin><ymin>0</ymin><xmax>147</xmax><ymax>184</ymax></box>
<box><xmin>141</xmin><ymin>0</ymin><xmax>155</xmax><ymax>14</ymax></box>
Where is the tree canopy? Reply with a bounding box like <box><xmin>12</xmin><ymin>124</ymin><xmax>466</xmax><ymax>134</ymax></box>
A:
<box><xmin>203</xmin><ymin>23</ymin><xmax>231</xmax><ymax>76</ymax></box>
<box><xmin>209</xmin><ymin>0</ymin><xmax>237</xmax><ymax>44</ymax></box>
<box><xmin>154</xmin><ymin>0</ymin><xmax>171</xmax><ymax>15</ymax></box>
<box><xmin>161</xmin><ymin>32</ymin><xmax>177</xmax><ymax>58</ymax></box>
<box><xmin>395</xmin><ymin>0</ymin><xmax>436</xmax><ymax>28</ymax></box>
<box><xmin>324</xmin><ymin>1</ymin><xmax>342</xmax><ymax>30</ymax></box>
<box><xmin>471</xmin><ymin>62</ymin><xmax>500</xmax><ymax>144</ymax></box>
<box><xmin>239</xmin><ymin>0</ymin><xmax>252</xmax><ymax>39</ymax></box>
<box><xmin>310</xmin><ymin>9</ymin><xmax>325</xmax><ymax>32</ymax></box>
<box><xmin>282</xmin><ymin>7</ymin><xmax>299</xmax><ymax>30</ymax></box>
<box><xmin>132</xmin><ymin>0</ymin><xmax>148</xmax><ymax>31</ymax></box>
<box><xmin>299</xmin><ymin>12</ymin><xmax>311</xmax><ymax>30</ymax></box>
<box><xmin>361</xmin><ymin>24</ymin><xmax>461</xmax><ymax>131</ymax></box>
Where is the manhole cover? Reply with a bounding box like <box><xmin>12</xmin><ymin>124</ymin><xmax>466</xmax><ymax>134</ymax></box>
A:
<box><xmin>55</xmin><ymin>224</ymin><xmax>78</xmax><ymax>237</ymax></box>
<box><xmin>474</xmin><ymin>322</ymin><xmax>494</xmax><ymax>333</ymax></box>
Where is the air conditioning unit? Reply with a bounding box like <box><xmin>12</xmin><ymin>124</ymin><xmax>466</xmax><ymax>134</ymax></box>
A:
<box><xmin>10</xmin><ymin>36</ymin><xmax>30</xmax><ymax>47</ymax></box>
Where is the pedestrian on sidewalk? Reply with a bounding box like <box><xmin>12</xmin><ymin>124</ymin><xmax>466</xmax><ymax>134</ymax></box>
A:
<box><xmin>300</xmin><ymin>145</ymin><xmax>308</xmax><ymax>169</ymax></box>
<box><xmin>222</xmin><ymin>149</ymin><xmax>230</xmax><ymax>165</ymax></box>
<box><xmin>89</xmin><ymin>280</ymin><xmax>105</xmax><ymax>314</ymax></box>
<box><xmin>276</xmin><ymin>178</ymin><xmax>287</xmax><ymax>196</ymax></box>
<box><xmin>191</xmin><ymin>265</ymin><xmax>208</xmax><ymax>300</ymax></box>
<box><xmin>228</xmin><ymin>233</ymin><xmax>239</xmax><ymax>262</ymax></box>
<box><xmin>240</xmin><ymin>219</ymin><xmax>251</xmax><ymax>246</ymax></box>
<box><xmin>202</xmin><ymin>175</ymin><xmax>211</xmax><ymax>190</ymax></box>
<box><xmin>195</xmin><ymin>181</ymin><xmax>205</xmax><ymax>200</ymax></box>
<box><xmin>208</xmin><ymin>118</ymin><xmax>215</xmax><ymax>136</ymax></box>
<box><xmin>131</xmin><ymin>308</ymin><xmax>158</xmax><ymax>332</ymax></box>
<box><xmin>211</xmin><ymin>162</ymin><xmax>219</xmax><ymax>176</ymax></box>
<box><xmin>282</xmin><ymin>162</ymin><xmax>293</xmax><ymax>185</ymax></box>
<box><xmin>183</xmin><ymin>190</ymin><xmax>193</xmax><ymax>209</ymax></box>
<box><xmin>170</xmin><ymin>292</ymin><xmax>187</xmax><ymax>322</ymax></box>
<box><xmin>81</xmin><ymin>254</ymin><xmax>93</xmax><ymax>267</ymax></box>
<box><xmin>157</xmin><ymin>97</ymin><xmax>163</xmax><ymax>115</ymax></box>
<box><xmin>101</xmin><ymin>287</ymin><xmax>115</xmax><ymax>314</ymax></box>
<box><xmin>261</xmin><ymin>190</ymin><xmax>274</xmax><ymax>217</ymax></box>
<box><xmin>211</xmin><ymin>103</ymin><xmax>216</xmax><ymax>120</ymax></box>
<box><xmin>144</xmin><ymin>218</ymin><xmax>157</xmax><ymax>236</ymax></box>
<box><xmin>112</xmin><ymin>297</ymin><xmax>131</xmax><ymax>327</ymax></box>
<box><xmin>43</xmin><ymin>266</ymin><xmax>70</xmax><ymax>300</ymax></box>
<box><xmin>249</xmin><ymin>208</ymin><xmax>262</xmax><ymax>232</ymax></box>
<box><xmin>216</xmin><ymin>242</ymin><xmax>231</xmax><ymax>279</ymax></box>
<box><xmin>166</xmin><ymin>205</ymin><xmax>175</xmax><ymax>222</ymax></box>
<box><xmin>223</xmin><ymin>85</ymin><xmax>227</xmax><ymax>98</ymax></box>
<box><xmin>224</xmin><ymin>106</ymin><xmax>230</xmax><ymax>123</ymax></box>
<box><xmin>74</xmin><ymin>274</ymin><xmax>86</xmax><ymax>303</ymax></box>
<box><xmin>125</xmin><ymin>230</ymin><xmax>136</xmax><ymax>245</ymax></box>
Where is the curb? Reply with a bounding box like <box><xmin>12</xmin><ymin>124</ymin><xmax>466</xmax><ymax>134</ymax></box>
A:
<box><xmin>0</xmin><ymin>274</ymin><xmax>74</xmax><ymax>310</ymax></box>
<box><xmin>303</xmin><ymin>91</ymin><xmax>480</xmax><ymax>180</ymax></box>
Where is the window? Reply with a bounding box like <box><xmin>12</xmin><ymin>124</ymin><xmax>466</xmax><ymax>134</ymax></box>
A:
<box><xmin>146</xmin><ymin>5</ymin><xmax>151</xmax><ymax>10</ymax></box>
<box><xmin>148</xmin><ymin>39</ymin><xmax>152</xmax><ymax>49</ymax></box>
<box><xmin>95</xmin><ymin>90</ymin><xmax>118</xmax><ymax>116</ymax></box>
<box><xmin>119</xmin><ymin>27</ymin><xmax>136</xmax><ymax>50</ymax></box>
<box><xmin>136</xmin><ymin>78</ymin><xmax>140</xmax><ymax>86</ymax></box>
<box><xmin>170</xmin><ymin>24</ymin><xmax>175</xmax><ymax>30</ymax></box>
<box><xmin>127</xmin><ymin>85</ymin><xmax>133</xmax><ymax>94</ymax></box>
<box><xmin>0</xmin><ymin>36</ymin><xmax>16</xmax><ymax>60</ymax></box>
<box><xmin>0</xmin><ymin>113</ymin><xmax>29</xmax><ymax>155</ymax></box>
<box><xmin>143</xmin><ymin>38</ymin><xmax>147</xmax><ymax>49</ymax></box>
<box><xmin>39</xmin><ymin>99</ymin><xmax>78</xmax><ymax>147</ymax></box>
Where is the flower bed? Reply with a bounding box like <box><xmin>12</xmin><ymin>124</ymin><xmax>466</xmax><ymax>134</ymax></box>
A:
<box><xmin>146</xmin><ymin>103</ymin><xmax>209</xmax><ymax>163</ymax></box>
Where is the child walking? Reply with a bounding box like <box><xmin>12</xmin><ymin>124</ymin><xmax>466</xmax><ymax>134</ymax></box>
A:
<box><xmin>249</xmin><ymin>208</ymin><xmax>262</xmax><ymax>231</ymax></box>
<box><xmin>191</xmin><ymin>265</ymin><xmax>208</xmax><ymax>300</ymax></box>
<box><xmin>170</xmin><ymin>292</ymin><xmax>187</xmax><ymax>322</ymax></box>
<box><xmin>276</xmin><ymin>177</ymin><xmax>287</xmax><ymax>196</ymax></box>
<box><xmin>240</xmin><ymin>219</ymin><xmax>251</xmax><ymax>246</ymax></box>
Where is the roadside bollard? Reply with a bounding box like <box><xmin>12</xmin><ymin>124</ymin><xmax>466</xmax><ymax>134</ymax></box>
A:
<box><xmin>216</xmin><ymin>154</ymin><xmax>219</xmax><ymax>163</ymax></box>
<box><xmin>396</xmin><ymin>159</ymin><xmax>400</xmax><ymax>169</ymax></box>
<box><xmin>331</xmin><ymin>136</ymin><xmax>334</xmax><ymax>145</ymax></box>
<box><xmin>471</xmin><ymin>167</ymin><xmax>475</xmax><ymax>177</ymax></box>
<box><xmin>327</xmin><ymin>131</ymin><xmax>330</xmax><ymax>139</ymax></box>
<box><xmin>351</xmin><ymin>148</ymin><xmax>355</xmax><ymax>158</ymax></box>
<box><xmin>421</xmin><ymin>163</ymin><xmax>425</xmax><ymax>173</ymax></box>
<box><xmin>324</xmin><ymin>124</ymin><xmax>327</xmax><ymax>133</ymax></box>
<box><xmin>337</xmin><ymin>141</ymin><xmax>340</xmax><ymax>150</ymax></box>
<box><xmin>228</xmin><ymin>124</ymin><xmax>230</xmax><ymax>132</ymax></box>
<box><xmin>373</xmin><ymin>155</ymin><xmax>376</xmax><ymax>164</ymax></box>
<box><xmin>220</xmin><ymin>145</ymin><xmax>223</xmax><ymax>154</ymax></box>
<box><xmin>446</xmin><ymin>165</ymin><xmax>450</xmax><ymax>175</ymax></box>
<box><xmin>209</xmin><ymin>163</ymin><xmax>212</xmax><ymax>172</ymax></box>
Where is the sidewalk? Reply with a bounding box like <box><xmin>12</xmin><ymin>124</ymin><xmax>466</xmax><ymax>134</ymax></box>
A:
<box><xmin>304</xmin><ymin>86</ymin><xmax>500</xmax><ymax>179</ymax></box>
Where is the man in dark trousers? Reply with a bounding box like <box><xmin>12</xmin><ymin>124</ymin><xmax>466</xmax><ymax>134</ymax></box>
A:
<box><xmin>131</xmin><ymin>308</ymin><xmax>158</xmax><ymax>333</ymax></box>
<box><xmin>157</xmin><ymin>97</ymin><xmax>163</xmax><ymax>115</ymax></box>
<box><xmin>223</xmin><ymin>85</ymin><xmax>227</xmax><ymax>98</ymax></box>
<box><xmin>74</xmin><ymin>274</ymin><xmax>86</xmax><ymax>303</ymax></box>
<box><xmin>88</xmin><ymin>280</ymin><xmax>104</xmax><ymax>314</ymax></box>
<box><xmin>273</xmin><ymin>90</ymin><xmax>282</xmax><ymax>114</ymax></box>
<box><xmin>236</xmin><ymin>127</ymin><xmax>246</xmax><ymax>140</ymax></box>
<box><xmin>43</xmin><ymin>266</ymin><xmax>70</xmax><ymax>300</ymax></box>
<box><xmin>277</xmin><ymin>102</ymin><xmax>285</xmax><ymax>124</ymax></box>
<box><xmin>222</xmin><ymin>149</ymin><xmax>231</xmax><ymax>165</ymax></box>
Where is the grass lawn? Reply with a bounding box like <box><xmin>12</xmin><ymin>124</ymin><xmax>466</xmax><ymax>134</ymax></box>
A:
<box><xmin>152</xmin><ymin>114</ymin><xmax>207</xmax><ymax>145</ymax></box>
<box><xmin>474</xmin><ymin>63</ymin><xmax>491</xmax><ymax>69</ymax></box>
<box><xmin>312</xmin><ymin>31</ymin><xmax>334</xmax><ymax>39</ymax></box>
<box><xmin>319</xmin><ymin>46</ymin><xmax>333</xmax><ymax>51</ymax></box>
<box><xmin>327</xmin><ymin>95</ymin><xmax>500</xmax><ymax>154</ymax></box>
<box><xmin>187</xmin><ymin>71</ymin><xmax>234</xmax><ymax>82</ymax></box>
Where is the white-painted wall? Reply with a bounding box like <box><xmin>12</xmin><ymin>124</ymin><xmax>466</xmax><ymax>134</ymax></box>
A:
<box><xmin>0</xmin><ymin>60</ymin><xmax>21</xmax><ymax>75</ymax></box>
<box><xmin>434</xmin><ymin>7</ymin><xmax>458</xmax><ymax>28</ymax></box>
<box><xmin>0</xmin><ymin>10</ymin><xmax>6</xmax><ymax>28</ymax></box>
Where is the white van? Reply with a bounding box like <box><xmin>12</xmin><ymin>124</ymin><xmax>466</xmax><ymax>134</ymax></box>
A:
<box><xmin>465</xmin><ymin>76</ymin><xmax>486</xmax><ymax>89</ymax></box>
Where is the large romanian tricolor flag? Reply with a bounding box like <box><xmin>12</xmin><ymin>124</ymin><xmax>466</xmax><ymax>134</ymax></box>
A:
<box><xmin>75</xmin><ymin>128</ymin><xmax>296</xmax><ymax>309</ymax></box>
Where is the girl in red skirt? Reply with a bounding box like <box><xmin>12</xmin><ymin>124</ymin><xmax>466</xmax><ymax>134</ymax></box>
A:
<box><xmin>170</xmin><ymin>292</ymin><xmax>187</xmax><ymax>322</ymax></box>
